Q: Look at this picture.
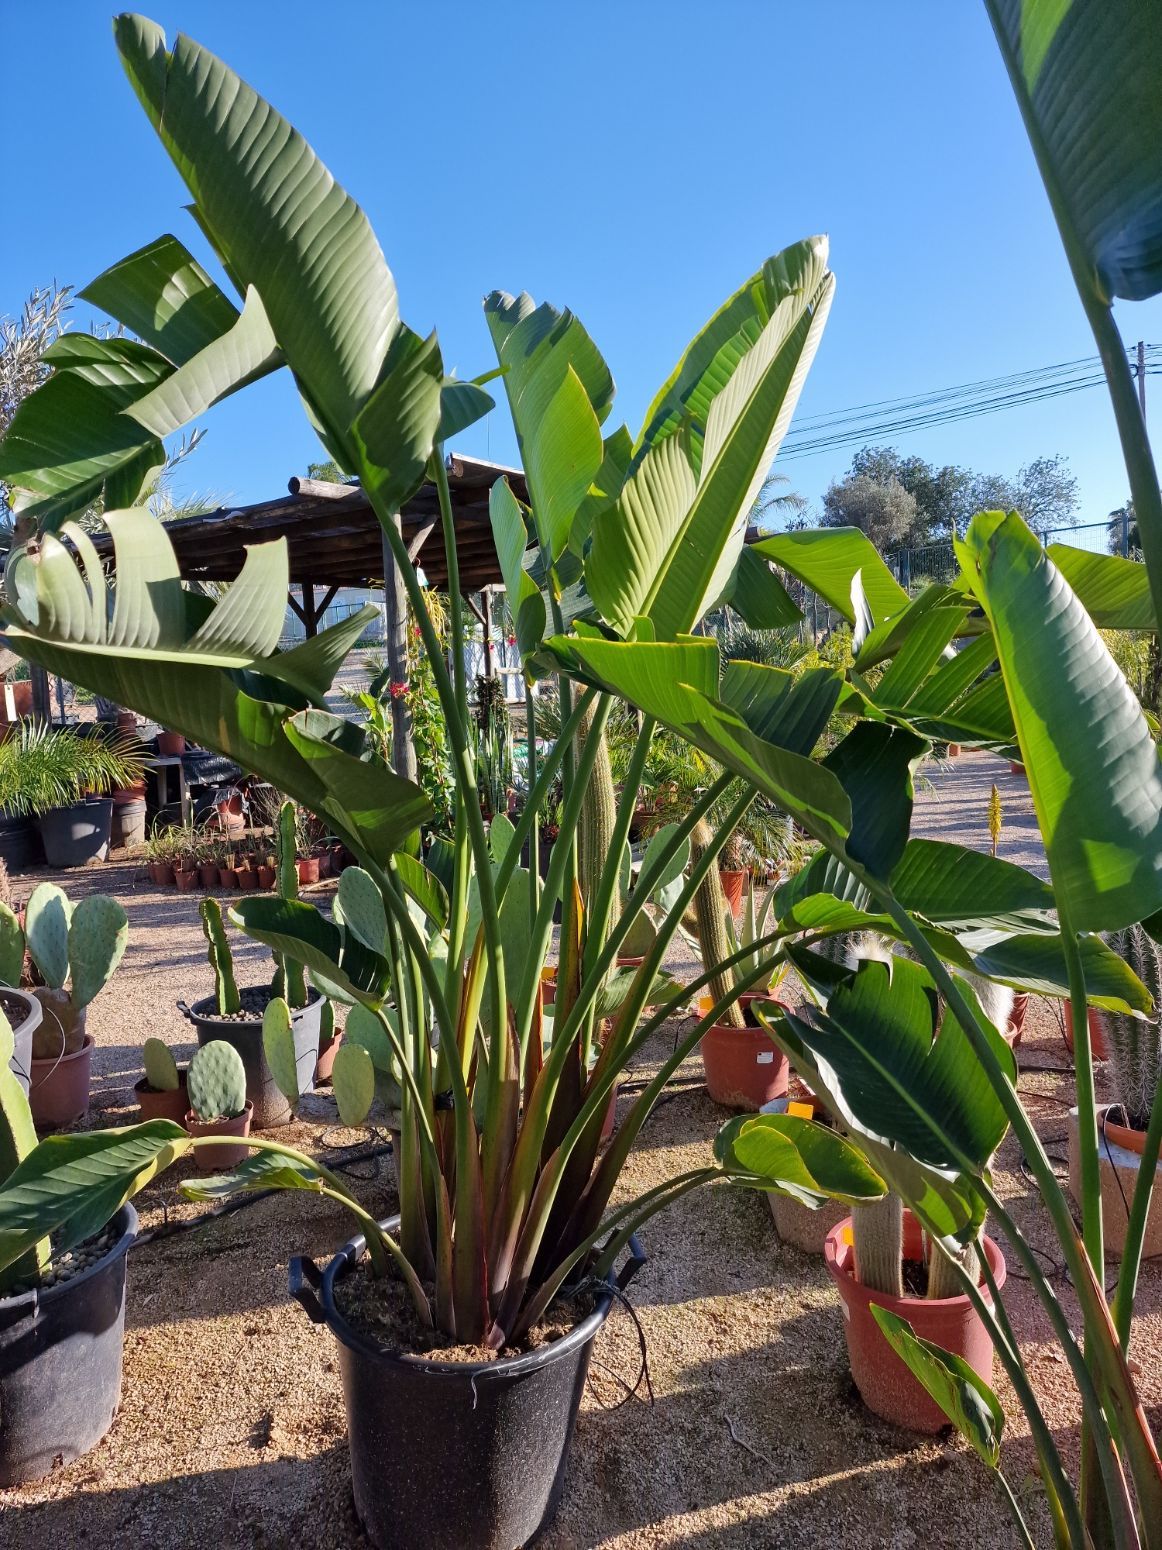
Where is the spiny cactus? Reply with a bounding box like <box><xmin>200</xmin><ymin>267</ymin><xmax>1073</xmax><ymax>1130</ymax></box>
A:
<box><xmin>576</xmin><ymin>708</ymin><xmax>618</xmax><ymax>953</ymax></box>
<box><xmin>0</xmin><ymin>858</ymin><xmax>11</xmax><ymax>911</ymax></box>
<box><xmin>852</xmin><ymin>1194</ymin><xmax>904</xmax><ymax>1297</ymax></box>
<box><xmin>21</xmin><ymin>884</ymin><xmax>128</xmax><ymax>1057</ymax></box>
<box><xmin>271</xmin><ymin>801</ymin><xmax>307</xmax><ymax>1009</ymax></box>
<box><xmin>262</xmin><ymin>997</ymin><xmax>300</xmax><ymax>1104</ymax></box>
<box><xmin>200</xmin><ymin>898</ymin><xmax>240</xmax><ymax>1016</ymax></box>
<box><xmin>1099</xmin><ymin>924</ymin><xmax>1162</xmax><ymax>1129</ymax></box>
<box><xmin>143</xmin><ymin>1036</ymin><xmax>180</xmax><ymax>1092</ymax></box>
<box><xmin>188</xmin><ymin>1038</ymin><xmax>247</xmax><ymax>1121</ymax></box>
<box><xmin>690</xmin><ymin>819</ymin><xmax>744</xmax><ymax>1028</ymax></box>
<box><xmin>926</xmin><ymin>1232</ymin><xmax>980</xmax><ymax>1300</ymax></box>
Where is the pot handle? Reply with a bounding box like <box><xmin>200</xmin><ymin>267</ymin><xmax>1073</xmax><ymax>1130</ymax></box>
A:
<box><xmin>175</xmin><ymin>1000</ymin><xmax>195</xmax><ymax>1022</ymax></box>
<box><xmin>288</xmin><ymin>1255</ymin><xmax>328</xmax><ymax>1324</ymax></box>
<box><xmin>616</xmin><ymin>1234</ymin><xmax>647</xmax><ymax>1293</ymax></box>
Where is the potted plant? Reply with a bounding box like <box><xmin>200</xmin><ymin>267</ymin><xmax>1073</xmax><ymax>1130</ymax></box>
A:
<box><xmin>184</xmin><ymin>1038</ymin><xmax>253</xmax><ymax>1170</ymax></box>
<box><xmin>1068</xmin><ymin>924</ymin><xmax>1162</xmax><ymax>1257</ymax></box>
<box><xmin>197</xmin><ymin>834</ymin><xmax>221</xmax><ymax>891</ymax></box>
<box><xmin>144</xmin><ymin>825</ymin><xmax>177</xmax><ymax>887</ymax></box>
<box><xmin>0</xmin><ymin>876</ymin><xmax>42</xmax><ymax>1097</ymax></box>
<box><xmin>156</xmin><ymin>728</ymin><xmax>186</xmax><ymax>756</ymax></box>
<box><xmin>9</xmin><ymin>884</ymin><xmax>129</xmax><ymax>1129</ymax></box>
<box><xmin>0</xmin><ymin>721</ymin><xmax>144</xmax><ymax>868</ymax></box>
<box><xmin>716</xmin><ymin>827</ymin><xmax>749</xmax><ymax>917</ymax></box>
<box><xmin>135</xmin><ymin>1036</ymin><xmax>189</xmax><ymax>1125</ymax></box>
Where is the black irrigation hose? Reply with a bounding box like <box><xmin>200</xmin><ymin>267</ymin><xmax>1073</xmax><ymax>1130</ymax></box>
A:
<box><xmin>134</xmin><ymin>1133</ymin><xmax>394</xmax><ymax>1249</ymax></box>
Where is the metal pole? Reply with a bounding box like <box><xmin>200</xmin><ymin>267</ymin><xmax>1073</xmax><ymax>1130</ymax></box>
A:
<box><xmin>1138</xmin><ymin>339</ymin><xmax>1147</xmax><ymax>419</ymax></box>
<box><xmin>1123</xmin><ymin>507</ymin><xmax>1130</xmax><ymax>559</ymax></box>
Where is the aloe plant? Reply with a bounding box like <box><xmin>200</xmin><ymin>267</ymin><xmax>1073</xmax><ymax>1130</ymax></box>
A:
<box><xmin>0</xmin><ymin>11</ymin><xmax>1158</xmax><ymax>1546</ymax></box>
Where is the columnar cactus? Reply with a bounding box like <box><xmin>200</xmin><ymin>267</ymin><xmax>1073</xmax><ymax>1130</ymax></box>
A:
<box><xmin>690</xmin><ymin>819</ymin><xmax>744</xmax><ymax>1029</ymax></box>
<box><xmin>852</xmin><ymin>1194</ymin><xmax>904</xmax><ymax>1297</ymax></box>
<box><xmin>143</xmin><ymin>1036</ymin><xmax>181</xmax><ymax>1092</ymax></box>
<box><xmin>187</xmin><ymin>1038</ymin><xmax>247</xmax><ymax>1121</ymax></box>
<box><xmin>200</xmin><ymin>898</ymin><xmax>240</xmax><ymax>1016</ymax></box>
<box><xmin>1099</xmin><ymin>923</ymin><xmax>1162</xmax><ymax>1129</ymax></box>
<box><xmin>271</xmin><ymin>801</ymin><xmax>307</xmax><ymax>1009</ymax></box>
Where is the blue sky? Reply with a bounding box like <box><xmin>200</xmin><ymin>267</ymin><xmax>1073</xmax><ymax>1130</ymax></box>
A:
<box><xmin>3</xmin><ymin>1</ymin><xmax>1159</xmax><ymax>528</ymax></box>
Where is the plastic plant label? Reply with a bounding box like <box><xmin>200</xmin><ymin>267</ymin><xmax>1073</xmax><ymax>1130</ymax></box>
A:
<box><xmin>755</xmin><ymin>1050</ymin><xmax>774</xmax><ymax>1064</ymax></box>
<box><xmin>787</xmin><ymin>1101</ymin><xmax>814</xmax><ymax>1120</ymax></box>
<box><xmin>841</xmin><ymin>1224</ymin><xmax>855</xmax><ymax>1247</ymax></box>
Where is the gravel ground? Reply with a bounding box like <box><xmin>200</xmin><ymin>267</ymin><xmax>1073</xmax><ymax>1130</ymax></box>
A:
<box><xmin>1</xmin><ymin>750</ymin><xmax>1159</xmax><ymax>1548</ymax></box>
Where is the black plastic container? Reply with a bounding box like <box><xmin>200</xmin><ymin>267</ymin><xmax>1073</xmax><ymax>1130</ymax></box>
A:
<box><xmin>179</xmin><ymin>987</ymin><xmax>322</xmax><ymax>1128</ymax></box>
<box><xmin>0</xmin><ymin>810</ymin><xmax>41</xmax><ymax>870</ymax></box>
<box><xmin>0</xmin><ymin>1203</ymin><xmax>137</xmax><ymax>1485</ymax></box>
<box><xmin>290</xmin><ymin>1216</ymin><xmax>644</xmax><ymax>1550</ymax></box>
<box><xmin>37</xmin><ymin>797</ymin><xmax>113</xmax><ymax>868</ymax></box>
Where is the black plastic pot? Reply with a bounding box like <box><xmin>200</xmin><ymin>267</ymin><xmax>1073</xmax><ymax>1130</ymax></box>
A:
<box><xmin>37</xmin><ymin>797</ymin><xmax>113</xmax><ymax>868</ymax></box>
<box><xmin>290</xmin><ymin>1216</ymin><xmax>645</xmax><ymax>1550</ymax></box>
<box><xmin>0</xmin><ymin>1203</ymin><xmax>137</xmax><ymax>1485</ymax></box>
<box><xmin>0</xmin><ymin>809</ymin><xmax>41</xmax><ymax>870</ymax></box>
<box><xmin>179</xmin><ymin>987</ymin><xmax>323</xmax><ymax>1128</ymax></box>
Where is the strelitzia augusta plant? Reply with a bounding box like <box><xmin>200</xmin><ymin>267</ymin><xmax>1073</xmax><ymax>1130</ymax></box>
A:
<box><xmin>0</xmin><ymin>10</ymin><xmax>1161</xmax><ymax>1547</ymax></box>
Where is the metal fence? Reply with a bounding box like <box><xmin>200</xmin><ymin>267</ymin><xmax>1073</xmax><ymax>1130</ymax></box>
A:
<box><xmin>885</xmin><ymin>517</ymin><xmax>1131</xmax><ymax>588</ymax></box>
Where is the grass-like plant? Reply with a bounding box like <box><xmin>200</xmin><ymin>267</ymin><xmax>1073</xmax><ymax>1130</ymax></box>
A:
<box><xmin>0</xmin><ymin>722</ymin><xmax>144</xmax><ymax>817</ymax></box>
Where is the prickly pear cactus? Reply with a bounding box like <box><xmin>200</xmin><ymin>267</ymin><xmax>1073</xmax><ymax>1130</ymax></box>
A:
<box><xmin>332</xmin><ymin>1040</ymin><xmax>375</xmax><ymax>1126</ymax></box>
<box><xmin>0</xmin><ymin>903</ymin><xmax>23</xmax><ymax>988</ymax></box>
<box><xmin>852</xmin><ymin>1194</ymin><xmax>904</xmax><ymax>1297</ymax></box>
<box><xmin>262</xmin><ymin>997</ymin><xmax>300</xmax><ymax>1104</ymax></box>
<box><xmin>188</xmin><ymin>1038</ymin><xmax>247</xmax><ymax>1121</ymax></box>
<box><xmin>690</xmin><ymin>820</ymin><xmax>744</xmax><ymax>1028</ymax></box>
<box><xmin>143</xmin><ymin>1037</ymin><xmax>180</xmax><ymax>1092</ymax></box>
<box><xmin>1100</xmin><ymin>924</ymin><xmax>1162</xmax><ymax>1129</ymax></box>
<box><xmin>68</xmin><ymin>894</ymin><xmax>129</xmax><ymax>1009</ymax></box>
<box><xmin>0</xmin><ymin>1008</ymin><xmax>48</xmax><ymax>1288</ymax></box>
<box><xmin>24</xmin><ymin>883</ymin><xmax>71</xmax><ymax>990</ymax></box>
<box><xmin>200</xmin><ymin>898</ymin><xmax>240</xmax><ymax>1016</ymax></box>
<box><xmin>0</xmin><ymin>859</ymin><xmax>11</xmax><ymax>910</ymax></box>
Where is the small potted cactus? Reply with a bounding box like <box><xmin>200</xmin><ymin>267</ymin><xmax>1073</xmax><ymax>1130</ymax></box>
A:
<box><xmin>1068</xmin><ymin>923</ymin><xmax>1162</xmax><ymax>1257</ymax></box>
<box><xmin>135</xmin><ymin>1037</ymin><xmax>189</xmax><ymax>1126</ymax></box>
<box><xmin>6</xmin><ymin>883</ymin><xmax>128</xmax><ymax>1129</ymax></box>
<box><xmin>185</xmin><ymin>1038</ymin><xmax>253</xmax><ymax>1170</ymax></box>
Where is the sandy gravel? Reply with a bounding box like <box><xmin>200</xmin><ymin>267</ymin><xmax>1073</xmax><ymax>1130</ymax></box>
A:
<box><xmin>0</xmin><ymin>751</ymin><xmax>1158</xmax><ymax>1548</ymax></box>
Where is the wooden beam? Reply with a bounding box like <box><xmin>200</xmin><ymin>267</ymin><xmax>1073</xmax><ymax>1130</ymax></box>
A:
<box><xmin>380</xmin><ymin>516</ymin><xmax>417</xmax><ymax>784</ymax></box>
<box><xmin>463</xmin><ymin>595</ymin><xmax>485</xmax><ymax>628</ymax></box>
<box><xmin>287</xmin><ymin>476</ymin><xmax>362</xmax><ymax>501</ymax></box>
<box><xmin>286</xmin><ymin>592</ymin><xmax>308</xmax><ymax>625</ymax></box>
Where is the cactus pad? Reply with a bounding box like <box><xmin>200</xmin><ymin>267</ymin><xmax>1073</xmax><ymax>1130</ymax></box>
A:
<box><xmin>0</xmin><ymin>904</ymin><xmax>24</xmax><ymax>988</ymax></box>
<box><xmin>143</xmin><ymin>1037</ymin><xmax>180</xmax><ymax>1092</ymax></box>
<box><xmin>24</xmin><ymin>883</ymin><xmax>71</xmax><ymax>990</ymax></box>
<box><xmin>262</xmin><ymin>997</ymin><xmax>300</xmax><ymax>1103</ymax></box>
<box><xmin>332</xmin><ymin>1040</ymin><xmax>375</xmax><ymax>1126</ymax></box>
<box><xmin>188</xmin><ymin>1039</ymin><xmax>247</xmax><ymax>1121</ymax></box>
<box><xmin>200</xmin><ymin>898</ymin><xmax>240</xmax><ymax>1015</ymax></box>
<box><xmin>68</xmin><ymin>894</ymin><xmax>129</xmax><ymax>1008</ymax></box>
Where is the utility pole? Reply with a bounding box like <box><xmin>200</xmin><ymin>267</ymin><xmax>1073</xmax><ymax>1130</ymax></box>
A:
<box><xmin>1138</xmin><ymin>340</ymin><xmax>1147</xmax><ymax>418</ymax></box>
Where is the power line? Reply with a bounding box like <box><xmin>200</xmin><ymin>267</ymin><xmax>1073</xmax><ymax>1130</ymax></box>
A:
<box><xmin>779</xmin><ymin>344</ymin><xmax>1158</xmax><ymax>461</ymax></box>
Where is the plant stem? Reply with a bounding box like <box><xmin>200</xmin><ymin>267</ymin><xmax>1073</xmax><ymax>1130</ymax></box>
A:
<box><xmin>1111</xmin><ymin>1074</ymin><xmax>1162</xmax><ymax>1349</ymax></box>
<box><xmin>1061</xmin><ymin>909</ymin><xmax>1104</xmax><ymax>1273</ymax></box>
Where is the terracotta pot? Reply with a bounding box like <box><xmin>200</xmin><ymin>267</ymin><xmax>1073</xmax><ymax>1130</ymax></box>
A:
<box><xmin>315</xmin><ymin>1027</ymin><xmax>344</xmax><ymax>1084</ymax></box>
<box><xmin>1009</xmin><ymin>761</ymin><xmax>1025</xmax><ymax>775</ymax></box>
<box><xmin>313</xmin><ymin>846</ymin><xmax>333</xmax><ymax>879</ymax></box>
<box><xmin>1099</xmin><ymin>1106</ymin><xmax>1150</xmax><ymax>1157</ymax></box>
<box><xmin>946</xmin><ymin>743</ymin><xmax>962</xmax><ymax>757</ymax></box>
<box><xmin>148</xmin><ymin>861</ymin><xmax>174</xmax><ymax>887</ymax></box>
<box><xmin>826</xmin><ymin>1212</ymin><xmax>1006</xmax><ymax>1431</ymax></box>
<box><xmin>218</xmin><ymin>865</ymin><xmax>239</xmax><ymax>890</ymax></box>
<box><xmin>0</xmin><ymin>681</ymin><xmax>33</xmax><ymax>724</ymax></box>
<box><xmin>718</xmin><ymin>868</ymin><xmax>747</xmax><ymax>916</ymax></box>
<box><xmin>1063</xmin><ymin>1001</ymin><xmax>1109</xmax><ymax>1060</ymax></box>
<box><xmin>297</xmin><ymin>856</ymin><xmax>320</xmax><ymax>886</ymax></box>
<box><xmin>116</xmin><ymin>709</ymin><xmax>138</xmax><ymax>732</ymax></box>
<box><xmin>156</xmin><ymin>731</ymin><xmax>186</xmax><ymax>756</ymax></box>
<box><xmin>198</xmin><ymin>862</ymin><xmax>220</xmax><ymax>889</ymax></box>
<box><xmin>111</xmin><ymin>780</ymin><xmax>146</xmax><ymax>805</ymax></box>
<box><xmin>29</xmin><ymin>1033</ymin><xmax>94</xmax><ymax>1131</ymax></box>
<box><xmin>186</xmin><ymin>1100</ymin><xmax>254</xmax><ymax>1172</ymax></box>
<box><xmin>701</xmin><ymin>994</ymin><xmax>789</xmax><ymax>1110</ymax></box>
<box><xmin>234</xmin><ymin>865</ymin><xmax>258</xmax><ymax>892</ymax></box>
<box><xmin>134</xmin><ymin>1076</ymin><xmax>189</xmax><ymax>1126</ymax></box>
<box><xmin>539</xmin><ymin>966</ymin><xmax>557</xmax><ymax>1008</ymax></box>
<box><xmin>1068</xmin><ymin>1105</ymin><xmax>1162</xmax><ymax>1259</ymax></box>
<box><xmin>1009</xmin><ymin>993</ymin><xmax>1029</xmax><ymax>1041</ymax></box>
<box><xmin>616</xmin><ymin>955</ymin><xmax>645</xmax><ymax>970</ymax></box>
<box><xmin>257</xmin><ymin>864</ymin><xmax>277</xmax><ymax>890</ymax></box>
<box><xmin>174</xmin><ymin>866</ymin><xmax>199</xmax><ymax>893</ymax></box>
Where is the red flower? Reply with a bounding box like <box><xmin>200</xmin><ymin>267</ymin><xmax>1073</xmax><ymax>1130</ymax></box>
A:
<box><xmin>389</xmin><ymin>680</ymin><xmax>409</xmax><ymax>699</ymax></box>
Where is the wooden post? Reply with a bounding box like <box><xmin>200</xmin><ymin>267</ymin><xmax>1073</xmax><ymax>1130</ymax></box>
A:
<box><xmin>301</xmin><ymin>582</ymin><xmax>317</xmax><ymax>638</ymax></box>
<box><xmin>481</xmin><ymin>589</ymin><xmax>494</xmax><ymax>680</ymax></box>
<box><xmin>381</xmin><ymin>517</ymin><xmax>417</xmax><ymax>783</ymax></box>
<box><xmin>29</xmin><ymin>663</ymin><xmax>51</xmax><ymax>723</ymax></box>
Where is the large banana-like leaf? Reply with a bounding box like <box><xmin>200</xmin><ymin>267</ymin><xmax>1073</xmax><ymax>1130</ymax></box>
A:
<box><xmin>115</xmin><ymin>14</ymin><xmax>398</xmax><ymax>456</ymax></box>
<box><xmin>230</xmin><ymin>896</ymin><xmax>390</xmax><ymax>1007</ymax></box>
<box><xmin>714</xmin><ymin>1111</ymin><xmax>886</xmax><ymax>1209</ymax></box>
<box><xmin>871</xmin><ymin>1307</ymin><xmax>1005</xmax><ymax>1469</ymax></box>
<box><xmin>587</xmin><ymin>242</ymin><xmax>834</xmax><ymax>638</ymax></box>
<box><xmin>1048</xmin><ymin>545</ymin><xmax>1156</xmax><ymax>632</ymax></box>
<box><xmin>751</xmin><ymin>527</ymin><xmax>909</xmax><ymax>629</ymax></box>
<box><xmin>79</xmin><ymin>232</ymin><xmax>241</xmax><ymax>363</ymax></box>
<box><xmin>488</xmin><ymin>479</ymin><xmax>546</xmax><ymax>658</ymax></box>
<box><xmin>352</xmin><ymin>326</ymin><xmax>444</xmax><ymax>515</ymax></box>
<box><xmin>958</xmin><ymin>510</ymin><xmax>1162</xmax><ymax>933</ymax></box>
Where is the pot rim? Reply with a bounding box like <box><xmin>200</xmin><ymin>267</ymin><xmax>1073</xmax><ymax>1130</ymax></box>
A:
<box><xmin>38</xmin><ymin>795</ymin><xmax>114</xmax><ymax>817</ymax></box>
<box><xmin>185</xmin><ymin>1097</ymin><xmax>254</xmax><ymax>1130</ymax></box>
<box><xmin>309</xmin><ymin>1213</ymin><xmax>618</xmax><ymax>1382</ymax></box>
<box><xmin>183</xmin><ymin>985</ymin><xmax>322</xmax><ymax>1025</ymax></box>
<box><xmin>134</xmin><ymin>1074</ymin><xmax>188</xmax><ymax>1095</ymax></box>
<box><xmin>1096</xmin><ymin>1101</ymin><xmax>1151</xmax><ymax>1157</ymax></box>
<box><xmin>29</xmin><ymin>1031</ymin><xmax>94</xmax><ymax>1069</ymax></box>
<box><xmin>0</xmin><ymin>987</ymin><xmax>42</xmax><ymax>1034</ymax></box>
<box><xmin>824</xmin><ymin>1212</ymin><xmax>1006</xmax><ymax>1312</ymax></box>
<box><xmin>0</xmin><ymin>1202</ymin><xmax>138</xmax><ymax>1315</ymax></box>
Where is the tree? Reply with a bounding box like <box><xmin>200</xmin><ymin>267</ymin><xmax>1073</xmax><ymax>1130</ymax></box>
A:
<box><xmin>969</xmin><ymin>454</ymin><xmax>1079</xmax><ymax>533</ymax></box>
<box><xmin>307</xmin><ymin>457</ymin><xmax>351</xmax><ymax>483</ymax></box>
<box><xmin>850</xmin><ymin>446</ymin><xmax>971</xmax><ymax>543</ymax></box>
<box><xmin>1107</xmin><ymin>500</ymin><xmax>1139</xmax><ymax>556</ymax></box>
<box><xmin>750</xmin><ymin>470</ymin><xmax>808</xmax><ymax>531</ymax></box>
<box><xmin>1</xmin><ymin>286</ymin><xmax>73</xmax><ymax>557</ymax></box>
<box><xmin>821</xmin><ymin>471</ymin><xmax>916</xmax><ymax>551</ymax></box>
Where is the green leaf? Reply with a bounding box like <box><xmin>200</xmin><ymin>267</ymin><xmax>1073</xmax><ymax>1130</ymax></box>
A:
<box><xmin>79</xmin><ymin>232</ymin><xmax>241</xmax><ymax>364</ymax></box>
<box><xmin>752</xmin><ymin>528</ymin><xmax>909</xmax><ymax>629</ymax></box>
<box><xmin>724</xmin><ymin>544</ymin><xmax>804</xmax><ymax>629</ymax></box>
<box><xmin>0</xmin><ymin>1121</ymin><xmax>189</xmax><ymax>1277</ymax></box>
<box><xmin>115</xmin><ymin>14</ymin><xmax>398</xmax><ymax>452</ymax></box>
<box><xmin>262</xmin><ymin>997</ymin><xmax>300</xmax><ymax>1103</ymax></box>
<box><xmin>123</xmin><ymin>284</ymin><xmax>281</xmax><ymax>438</ymax></box>
<box><xmin>871</xmin><ymin>1306</ymin><xmax>1005</xmax><ymax>1467</ymax></box>
<box><xmin>823</xmin><ymin>722</ymin><xmax>928</xmax><ymax>879</ymax></box>
<box><xmin>638</xmin><ymin>824</ymin><xmax>692</xmax><ymax>911</ymax></box>
<box><xmin>68</xmin><ymin>895</ymin><xmax>129</xmax><ymax>1008</ymax></box>
<box><xmin>229</xmin><ymin>896</ymin><xmax>389</xmax><ymax>1006</ymax></box>
<box><xmin>716</xmin><ymin>1111</ymin><xmax>886</xmax><ymax>1208</ymax></box>
<box><xmin>1048</xmin><ymin>545</ymin><xmax>1157</xmax><ymax>631</ymax></box>
<box><xmin>890</xmin><ymin>840</ymin><xmax>1054</xmax><ymax>931</ymax></box>
<box><xmin>344</xmin><ymin>1003</ymin><xmax>397</xmax><ymax>1077</ymax></box>
<box><xmin>871</xmin><ymin>607</ymin><xmax>965</xmax><ymax>710</ymax></box>
<box><xmin>958</xmin><ymin>510</ymin><xmax>1162</xmax><ymax>932</ymax></box>
<box><xmin>336</xmin><ymin>867</ymin><xmax>388</xmax><ymax>954</ymax></box>
<box><xmin>180</xmin><ymin>1148</ymin><xmax>322</xmax><ymax>1201</ymax></box>
<box><xmin>352</xmin><ymin>327</ymin><xmax>444</xmax><ymax>515</ymax></box>
<box><xmin>393</xmin><ymin>852</ymin><xmax>449</xmax><ymax>930</ymax></box>
<box><xmin>438</xmin><ymin>378</ymin><xmax>494</xmax><ymax>441</ymax></box>
<box><xmin>525</xmin><ymin>365</ymin><xmax>603</xmax><ymax>562</ymax></box>
<box><xmin>720</xmin><ymin>662</ymin><xmax>843</xmax><ymax>755</ymax></box>
<box><xmin>488</xmin><ymin>478</ymin><xmax>546</xmax><ymax>658</ymax></box>
<box><xmin>970</xmin><ymin>931</ymin><xmax>1156</xmax><ymax>1013</ymax></box>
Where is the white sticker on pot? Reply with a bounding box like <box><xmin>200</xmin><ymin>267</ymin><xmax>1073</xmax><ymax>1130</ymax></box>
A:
<box><xmin>756</xmin><ymin>1051</ymin><xmax>774</xmax><ymax>1065</ymax></box>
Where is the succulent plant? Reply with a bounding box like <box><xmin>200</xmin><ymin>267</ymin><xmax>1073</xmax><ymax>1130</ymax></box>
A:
<box><xmin>270</xmin><ymin>801</ymin><xmax>308</xmax><ymax>1009</ymax></box>
<box><xmin>187</xmin><ymin>1039</ymin><xmax>247</xmax><ymax>1122</ymax></box>
<box><xmin>200</xmin><ymin>898</ymin><xmax>240</xmax><ymax>1016</ymax></box>
<box><xmin>0</xmin><ymin>859</ymin><xmax>11</xmax><ymax>911</ymax></box>
<box><xmin>8</xmin><ymin>884</ymin><xmax>129</xmax><ymax>1058</ymax></box>
<box><xmin>262</xmin><ymin>997</ymin><xmax>299</xmax><ymax>1105</ymax></box>
<box><xmin>1098</xmin><ymin>924</ymin><xmax>1162</xmax><ymax>1130</ymax></box>
<box><xmin>143</xmin><ymin>1036</ymin><xmax>181</xmax><ymax>1093</ymax></box>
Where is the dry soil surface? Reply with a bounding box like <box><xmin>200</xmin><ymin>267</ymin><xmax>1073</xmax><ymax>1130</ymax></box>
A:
<box><xmin>1</xmin><ymin>752</ymin><xmax>1158</xmax><ymax>1548</ymax></box>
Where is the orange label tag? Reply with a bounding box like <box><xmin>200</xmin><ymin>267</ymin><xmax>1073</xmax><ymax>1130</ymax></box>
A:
<box><xmin>786</xmin><ymin>1101</ymin><xmax>814</xmax><ymax>1121</ymax></box>
<box><xmin>841</xmin><ymin>1225</ymin><xmax>855</xmax><ymax>1247</ymax></box>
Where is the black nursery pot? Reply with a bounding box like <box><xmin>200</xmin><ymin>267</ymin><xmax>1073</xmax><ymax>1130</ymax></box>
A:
<box><xmin>179</xmin><ymin>987</ymin><xmax>322</xmax><ymax>1128</ymax></box>
<box><xmin>290</xmin><ymin>1215</ymin><xmax>644</xmax><ymax>1550</ymax></box>
<box><xmin>37</xmin><ymin>797</ymin><xmax>113</xmax><ymax>868</ymax></box>
<box><xmin>0</xmin><ymin>1203</ymin><xmax>138</xmax><ymax>1486</ymax></box>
